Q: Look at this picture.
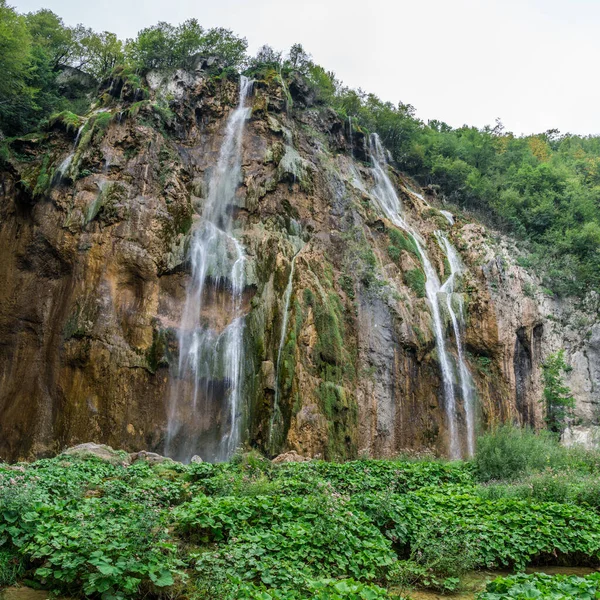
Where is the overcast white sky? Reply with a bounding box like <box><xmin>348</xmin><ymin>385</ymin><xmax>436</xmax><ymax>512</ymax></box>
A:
<box><xmin>12</xmin><ymin>0</ymin><xmax>600</xmax><ymax>135</ymax></box>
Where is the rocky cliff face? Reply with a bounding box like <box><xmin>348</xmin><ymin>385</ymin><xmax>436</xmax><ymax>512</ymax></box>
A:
<box><xmin>1</xmin><ymin>67</ymin><xmax>598</xmax><ymax>461</ymax></box>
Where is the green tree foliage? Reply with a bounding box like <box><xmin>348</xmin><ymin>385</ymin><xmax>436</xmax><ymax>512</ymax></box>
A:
<box><xmin>0</xmin><ymin>0</ymin><xmax>34</xmax><ymax>134</ymax></box>
<box><xmin>25</xmin><ymin>9</ymin><xmax>89</xmax><ymax>70</ymax></box>
<box><xmin>541</xmin><ymin>349</ymin><xmax>575</xmax><ymax>433</ymax></box>
<box><xmin>127</xmin><ymin>19</ymin><xmax>247</xmax><ymax>72</ymax></box>
<box><xmin>0</xmin><ymin>0</ymin><xmax>31</xmax><ymax>99</ymax></box>
<box><xmin>82</xmin><ymin>31</ymin><xmax>124</xmax><ymax>79</ymax></box>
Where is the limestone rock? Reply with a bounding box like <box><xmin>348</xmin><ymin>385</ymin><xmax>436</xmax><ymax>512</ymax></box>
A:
<box><xmin>0</xmin><ymin>66</ymin><xmax>597</xmax><ymax>463</ymax></box>
<box><xmin>62</xmin><ymin>443</ymin><xmax>130</xmax><ymax>465</ymax></box>
<box><xmin>130</xmin><ymin>450</ymin><xmax>175</xmax><ymax>465</ymax></box>
<box><xmin>272</xmin><ymin>450</ymin><xmax>311</xmax><ymax>464</ymax></box>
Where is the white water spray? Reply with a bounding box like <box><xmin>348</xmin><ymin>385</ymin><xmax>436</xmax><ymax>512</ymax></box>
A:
<box><xmin>54</xmin><ymin>125</ymin><xmax>85</xmax><ymax>184</ymax></box>
<box><xmin>369</xmin><ymin>133</ymin><xmax>462</xmax><ymax>458</ymax></box>
<box><xmin>166</xmin><ymin>76</ymin><xmax>253</xmax><ymax>462</ymax></box>
<box><xmin>436</xmin><ymin>231</ymin><xmax>476</xmax><ymax>456</ymax></box>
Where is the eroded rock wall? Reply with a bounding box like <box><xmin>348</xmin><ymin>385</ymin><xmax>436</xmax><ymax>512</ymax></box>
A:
<box><xmin>0</xmin><ymin>68</ymin><xmax>597</xmax><ymax>462</ymax></box>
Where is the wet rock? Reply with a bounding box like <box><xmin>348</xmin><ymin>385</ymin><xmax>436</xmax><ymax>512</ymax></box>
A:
<box><xmin>190</xmin><ymin>455</ymin><xmax>203</xmax><ymax>463</ymax></box>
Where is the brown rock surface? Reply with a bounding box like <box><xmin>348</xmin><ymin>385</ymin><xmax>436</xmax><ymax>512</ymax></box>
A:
<box><xmin>0</xmin><ymin>69</ymin><xmax>598</xmax><ymax>462</ymax></box>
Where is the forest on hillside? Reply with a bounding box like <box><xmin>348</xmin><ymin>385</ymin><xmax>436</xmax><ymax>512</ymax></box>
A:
<box><xmin>1</xmin><ymin>1</ymin><xmax>599</xmax><ymax>297</ymax></box>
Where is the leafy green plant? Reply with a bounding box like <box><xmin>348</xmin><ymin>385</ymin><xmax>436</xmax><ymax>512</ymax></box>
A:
<box><xmin>354</xmin><ymin>487</ymin><xmax>600</xmax><ymax>570</ymax></box>
<box><xmin>478</xmin><ymin>572</ymin><xmax>600</xmax><ymax>599</ymax></box>
<box><xmin>474</xmin><ymin>425</ymin><xmax>562</xmax><ymax>481</ymax></box>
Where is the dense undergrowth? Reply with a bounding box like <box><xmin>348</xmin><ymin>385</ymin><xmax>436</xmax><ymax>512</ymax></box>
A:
<box><xmin>1</xmin><ymin>427</ymin><xmax>600</xmax><ymax>599</ymax></box>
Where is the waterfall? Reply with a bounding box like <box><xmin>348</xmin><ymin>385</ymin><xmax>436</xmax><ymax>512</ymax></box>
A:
<box><xmin>369</xmin><ymin>133</ymin><xmax>461</xmax><ymax>458</ymax></box>
<box><xmin>436</xmin><ymin>231</ymin><xmax>476</xmax><ymax>456</ymax></box>
<box><xmin>269</xmin><ymin>249</ymin><xmax>301</xmax><ymax>448</ymax></box>
<box><xmin>53</xmin><ymin>125</ymin><xmax>85</xmax><ymax>184</ymax></box>
<box><xmin>440</xmin><ymin>210</ymin><xmax>455</xmax><ymax>226</ymax></box>
<box><xmin>165</xmin><ymin>76</ymin><xmax>253</xmax><ymax>462</ymax></box>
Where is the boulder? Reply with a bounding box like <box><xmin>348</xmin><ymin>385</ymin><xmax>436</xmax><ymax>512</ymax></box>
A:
<box><xmin>271</xmin><ymin>450</ymin><xmax>311</xmax><ymax>464</ymax></box>
<box><xmin>129</xmin><ymin>450</ymin><xmax>175</xmax><ymax>465</ymax></box>
<box><xmin>190</xmin><ymin>455</ymin><xmax>203</xmax><ymax>464</ymax></box>
<box><xmin>61</xmin><ymin>443</ymin><xmax>130</xmax><ymax>465</ymax></box>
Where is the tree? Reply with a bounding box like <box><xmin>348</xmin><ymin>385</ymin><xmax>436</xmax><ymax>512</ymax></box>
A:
<box><xmin>0</xmin><ymin>0</ymin><xmax>34</xmax><ymax>135</ymax></box>
<box><xmin>541</xmin><ymin>350</ymin><xmax>575</xmax><ymax>433</ymax></box>
<box><xmin>127</xmin><ymin>22</ymin><xmax>180</xmax><ymax>70</ymax></box>
<box><xmin>0</xmin><ymin>0</ymin><xmax>31</xmax><ymax>102</ymax></box>
<box><xmin>82</xmin><ymin>31</ymin><xmax>123</xmax><ymax>79</ymax></box>
<box><xmin>128</xmin><ymin>21</ymin><xmax>246</xmax><ymax>72</ymax></box>
<box><xmin>250</xmin><ymin>44</ymin><xmax>282</xmax><ymax>69</ymax></box>
<box><xmin>25</xmin><ymin>9</ymin><xmax>88</xmax><ymax>70</ymax></box>
<box><xmin>199</xmin><ymin>27</ymin><xmax>247</xmax><ymax>69</ymax></box>
<box><xmin>287</xmin><ymin>43</ymin><xmax>311</xmax><ymax>73</ymax></box>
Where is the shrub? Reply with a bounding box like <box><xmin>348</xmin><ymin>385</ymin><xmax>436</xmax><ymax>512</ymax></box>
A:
<box><xmin>542</xmin><ymin>350</ymin><xmax>575</xmax><ymax>433</ymax></box>
<box><xmin>391</xmin><ymin>519</ymin><xmax>478</xmax><ymax>593</ymax></box>
<box><xmin>476</xmin><ymin>468</ymin><xmax>600</xmax><ymax>511</ymax></box>
<box><xmin>474</xmin><ymin>425</ymin><xmax>562</xmax><ymax>481</ymax></box>
<box><xmin>176</xmin><ymin>494</ymin><xmax>397</xmax><ymax>589</ymax></box>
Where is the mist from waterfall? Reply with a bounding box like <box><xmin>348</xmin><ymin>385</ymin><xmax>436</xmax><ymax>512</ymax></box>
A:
<box><xmin>165</xmin><ymin>76</ymin><xmax>253</xmax><ymax>462</ymax></box>
<box><xmin>369</xmin><ymin>133</ymin><xmax>476</xmax><ymax>458</ymax></box>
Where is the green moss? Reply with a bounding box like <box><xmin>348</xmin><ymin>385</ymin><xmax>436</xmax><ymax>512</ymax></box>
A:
<box><xmin>33</xmin><ymin>154</ymin><xmax>52</xmax><ymax>197</ymax></box>
<box><xmin>49</xmin><ymin>111</ymin><xmax>86</xmax><ymax>135</ymax></box>
<box><xmin>94</xmin><ymin>111</ymin><xmax>112</xmax><ymax>135</ymax></box>
<box><xmin>387</xmin><ymin>245</ymin><xmax>401</xmax><ymax>262</ymax></box>
<box><xmin>318</xmin><ymin>381</ymin><xmax>347</xmax><ymax>420</ymax></box>
<box><xmin>152</xmin><ymin>101</ymin><xmax>175</xmax><ymax>125</ymax></box>
<box><xmin>317</xmin><ymin>380</ymin><xmax>358</xmax><ymax>461</ymax></box>
<box><xmin>443</xmin><ymin>257</ymin><xmax>452</xmax><ymax>280</ymax></box>
<box><xmin>126</xmin><ymin>100</ymin><xmax>149</xmax><ymax>120</ymax></box>
<box><xmin>388</xmin><ymin>227</ymin><xmax>419</xmax><ymax>257</ymax></box>
<box><xmin>412</xmin><ymin>325</ymin><xmax>426</xmax><ymax>346</ymax></box>
<box><xmin>146</xmin><ymin>327</ymin><xmax>175</xmax><ymax>373</ymax></box>
<box><xmin>85</xmin><ymin>183</ymin><xmax>127</xmax><ymax>225</ymax></box>
<box><xmin>405</xmin><ymin>268</ymin><xmax>426</xmax><ymax>298</ymax></box>
<box><xmin>339</xmin><ymin>274</ymin><xmax>355</xmax><ymax>299</ymax></box>
<box><xmin>304</xmin><ymin>288</ymin><xmax>344</xmax><ymax>367</ymax></box>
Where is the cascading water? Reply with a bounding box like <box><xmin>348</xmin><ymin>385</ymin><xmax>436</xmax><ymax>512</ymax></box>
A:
<box><xmin>53</xmin><ymin>125</ymin><xmax>84</xmax><ymax>184</ymax></box>
<box><xmin>369</xmin><ymin>133</ymin><xmax>462</xmax><ymax>458</ymax></box>
<box><xmin>269</xmin><ymin>249</ymin><xmax>301</xmax><ymax>449</ymax></box>
<box><xmin>165</xmin><ymin>76</ymin><xmax>253</xmax><ymax>462</ymax></box>
<box><xmin>436</xmin><ymin>231</ymin><xmax>476</xmax><ymax>456</ymax></box>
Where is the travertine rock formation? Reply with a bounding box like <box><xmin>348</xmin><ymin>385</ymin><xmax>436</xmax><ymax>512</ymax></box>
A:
<box><xmin>0</xmin><ymin>67</ymin><xmax>597</xmax><ymax>462</ymax></box>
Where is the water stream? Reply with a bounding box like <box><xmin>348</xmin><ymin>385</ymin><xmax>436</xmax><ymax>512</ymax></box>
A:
<box><xmin>165</xmin><ymin>76</ymin><xmax>253</xmax><ymax>462</ymax></box>
<box><xmin>53</xmin><ymin>125</ymin><xmax>84</xmax><ymax>184</ymax></box>
<box><xmin>436</xmin><ymin>231</ymin><xmax>476</xmax><ymax>456</ymax></box>
<box><xmin>369</xmin><ymin>133</ymin><xmax>464</xmax><ymax>457</ymax></box>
